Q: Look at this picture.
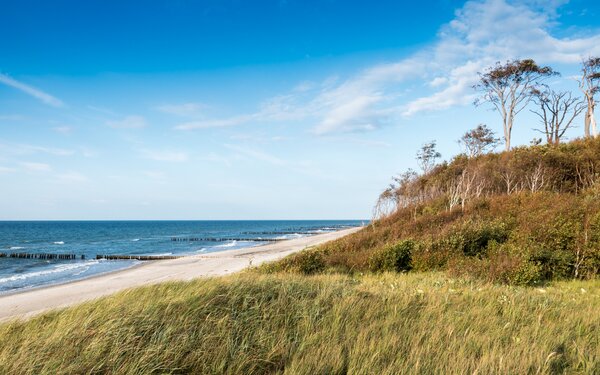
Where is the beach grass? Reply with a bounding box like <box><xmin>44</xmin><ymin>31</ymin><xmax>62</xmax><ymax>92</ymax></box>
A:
<box><xmin>0</xmin><ymin>272</ymin><xmax>598</xmax><ymax>374</ymax></box>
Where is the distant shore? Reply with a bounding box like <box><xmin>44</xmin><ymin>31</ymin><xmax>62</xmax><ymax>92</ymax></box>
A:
<box><xmin>0</xmin><ymin>226</ymin><xmax>362</xmax><ymax>322</ymax></box>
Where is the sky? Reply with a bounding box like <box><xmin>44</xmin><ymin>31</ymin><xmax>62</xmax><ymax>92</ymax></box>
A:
<box><xmin>1</xmin><ymin>0</ymin><xmax>600</xmax><ymax>220</ymax></box>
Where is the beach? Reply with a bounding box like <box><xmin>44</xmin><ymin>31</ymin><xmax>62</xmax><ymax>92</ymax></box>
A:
<box><xmin>0</xmin><ymin>226</ymin><xmax>361</xmax><ymax>322</ymax></box>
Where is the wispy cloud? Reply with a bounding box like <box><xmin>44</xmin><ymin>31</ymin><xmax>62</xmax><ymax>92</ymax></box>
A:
<box><xmin>0</xmin><ymin>142</ymin><xmax>75</xmax><ymax>157</ymax></box>
<box><xmin>224</xmin><ymin>144</ymin><xmax>286</xmax><ymax>166</ymax></box>
<box><xmin>142</xmin><ymin>170</ymin><xmax>166</xmax><ymax>179</ymax></box>
<box><xmin>55</xmin><ymin>172</ymin><xmax>88</xmax><ymax>183</ymax></box>
<box><xmin>140</xmin><ymin>149</ymin><xmax>189</xmax><ymax>162</ymax></box>
<box><xmin>171</xmin><ymin>0</ymin><xmax>600</xmax><ymax>135</ymax></box>
<box><xmin>0</xmin><ymin>166</ymin><xmax>16</xmax><ymax>173</ymax></box>
<box><xmin>157</xmin><ymin>102</ymin><xmax>205</xmax><ymax>116</ymax></box>
<box><xmin>107</xmin><ymin>115</ymin><xmax>147</xmax><ymax>129</ymax></box>
<box><xmin>20</xmin><ymin>162</ymin><xmax>52</xmax><ymax>172</ymax></box>
<box><xmin>0</xmin><ymin>74</ymin><xmax>64</xmax><ymax>107</ymax></box>
<box><xmin>53</xmin><ymin>126</ymin><xmax>73</xmax><ymax>135</ymax></box>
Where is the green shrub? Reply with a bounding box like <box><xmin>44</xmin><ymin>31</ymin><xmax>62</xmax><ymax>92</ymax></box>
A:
<box><xmin>369</xmin><ymin>240</ymin><xmax>414</xmax><ymax>273</ymax></box>
<box><xmin>411</xmin><ymin>240</ymin><xmax>457</xmax><ymax>271</ymax></box>
<box><xmin>510</xmin><ymin>260</ymin><xmax>543</xmax><ymax>286</ymax></box>
<box><xmin>293</xmin><ymin>250</ymin><xmax>325</xmax><ymax>275</ymax></box>
<box><xmin>449</xmin><ymin>220</ymin><xmax>510</xmax><ymax>257</ymax></box>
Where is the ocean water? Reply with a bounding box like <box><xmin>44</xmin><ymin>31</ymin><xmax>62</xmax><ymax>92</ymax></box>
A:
<box><xmin>0</xmin><ymin>220</ymin><xmax>362</xmax><ymax>294</ymax></box>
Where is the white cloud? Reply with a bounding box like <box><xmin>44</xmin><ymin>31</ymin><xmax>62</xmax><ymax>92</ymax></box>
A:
<box><xmin>20</xmin><ymin>162</ymin><xmax>52</xmax><ymax>172</ymax></box>
<box><xmin>55</xmin><ymin>172</ymin><xmax>88</xmax><ymax>183</ymax></box>
<box><xmin>157</xmin><ymin>103</ymin><xmax>205</xmax><ymax>116</ymax></box>
<box><xmin>140</xmin><ymin>149</ymin><xmax>188</xmax><ymax>162</ymax></box>
<box><xmin>224</xmin><ymin>144</ymin><xmax>286</xmax><ymax>166</ymax></box>
<box><xmin>53</xmin><ymin>126</ymin><xmax>73</xmax><ymax>135</ymax></box>
<box><xmin>142</xmin><ymin>170</ymin><xmax>166</xmax><ymax>179</ymax></box>
<box><xmin>200</xmin><ymin>152</ymin><xmax>233</xmax><ymax>167</ymax></box>
<box><xmin>173</xmin><ymin>0</ymin><xmax>600</xmax><ymax>135</ymax></box>
<box><xmin>175</xmin><ymin>114</ymin><xmax>253</xmax><ymax>130</ymax></box>
<box><xmin>0</xmin><ymin>74</ymin><xmax>64</xmax><ymax>107</ymax></box>
<box><xmin>0</xmin><ymin>166</ymin><xmax>15</xmax><ymax>173</ymax></box>
<box><xmin>107</xmin><ymin>115</ymin><xmax>147</xmax><ymax>129</ymax></box>
<box><xmin>401</xmin><ymin>0</ymin><xmax>600</xmax><ymax>116</ymax></box>
<box><xmin>0</xmin><ymin>142</ymin><xmax>75</xmax><ymax>157</ymax></box>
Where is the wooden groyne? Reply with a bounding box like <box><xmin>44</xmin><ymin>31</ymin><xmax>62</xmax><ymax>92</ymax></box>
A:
<box><xmin>96</xmin><ymin>254</ymin><xmax>182</xmax><ymax>261</ymax></box>
<box><xmin>241</xmin><ymin>231</ymin><xmax>316</xmax><ymax>235</ymax></box>
<box><xmin>0</xmin><ymin>252</ymin><xmax>84</xmax><ymax>260</ymax></box>
<box><xmin>170</xmin><ymin>237</ymin><xmax>283</xmax><ymax>242</ymax></box>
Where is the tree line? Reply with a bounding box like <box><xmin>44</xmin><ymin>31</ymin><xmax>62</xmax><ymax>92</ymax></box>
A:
<box><xmin>475</xmin><ymin>57</ymin><xmax>600</xmax><ymax>150</ymax></box>
<box><xmin>374</xmin><ymin>57</ymin><xmax>600</xmax><ymax>219</ymax></box>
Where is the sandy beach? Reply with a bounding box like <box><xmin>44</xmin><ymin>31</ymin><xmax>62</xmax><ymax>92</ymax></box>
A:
<box><xmin>0</xmin><ymin>227</ymin><xmax>361</xmax><ymax>322</ymax></box>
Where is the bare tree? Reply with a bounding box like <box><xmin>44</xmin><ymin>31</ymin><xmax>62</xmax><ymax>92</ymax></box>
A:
<box><xmin>416</xmin><ymin>141</ymin><xmax>441</xmax><ymax>174</ymax></box>
<box><xmin>531</xmin><ymin>90</ymin><xmax>585</xmax><ymax>145</ymax></box>
<box><xmin>474</xmin><ymin>59</ymin><xmax>557</xmax><ymax>151</ymax></box>
<box><xmin>578</xmin><ymin>57</ymin><xmax>600</xmax><ymax>138</ymax></box>
<box><xmin>458</xmin><ymin>124</ymin><xmax>500</xmax><ymax>157</ymax></box>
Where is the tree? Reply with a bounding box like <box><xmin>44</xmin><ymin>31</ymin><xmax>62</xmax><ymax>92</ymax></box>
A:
<box><xmin>458</xmin><ymin>124</ymin><xmax>500</xmax><ymax>157</ymax></box>
<box><xmin>474</xmin><ymin>59</ymin><xmax>557</xmax><ymax>151</ymax></box>
<box><xmin>578</xmin><ymin>57</ymin><xmax>600</xmax><ymax>138</ymax></box>
<box><xmin>531</xmin><ymin>90</ymin><xmax>585</xmax><ymax>145</ymax></box>
<box><xmin>416</xmin><ymin>141</ymin><xmax>441</xmax><ymax>174</ymax></box>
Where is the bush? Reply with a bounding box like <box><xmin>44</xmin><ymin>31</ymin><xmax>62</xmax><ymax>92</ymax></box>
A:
<box><xmin>369</xmin><ymin>240</ymin><xmax>414</xmax><ymax>273</ymax></box>
<box><xmin>453</xmin><ymin>220</ymin><xmax>511</xmax><ymax>257</ymax></box>
<box><xmin>293</xmin><ymin>250</ymin><xmax>326</xmax><ymax>275</ymax></box>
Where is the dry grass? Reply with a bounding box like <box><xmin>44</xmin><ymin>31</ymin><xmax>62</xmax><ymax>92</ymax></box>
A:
<box><xmin>0</xmin><ymin>272</ymin><xmax>598</xmax><ymax>374</ymax></box>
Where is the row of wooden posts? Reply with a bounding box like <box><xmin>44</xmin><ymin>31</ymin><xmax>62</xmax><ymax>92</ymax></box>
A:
<box><xmin>95</xmin><ymin>254</ymin><xmax>182</xmax><ymax>260</ymax></box>
<box><xmin>170</xmin><ymin>237</ymin><xmax>282</xmax><ymax>242</ymax></box>
<box><xmin>0</xmin><ymin>252</ymin><xmax>179</xmax><ymax>261</ymax></box>
<box><xmin>0</xmin><ymin>252</ymin><xmax>83</xmax><ymax>260</ymax></box>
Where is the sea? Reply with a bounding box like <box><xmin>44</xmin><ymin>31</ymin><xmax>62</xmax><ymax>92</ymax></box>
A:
<box><xmin>0</xmin><ymin>220</ymin><xmax>362</xmax><ymax>295</ymax></box>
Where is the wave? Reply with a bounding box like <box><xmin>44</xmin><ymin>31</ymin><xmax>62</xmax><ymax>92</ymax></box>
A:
<box><xmin>0</xmin><ymin>260</ymin><xmax>100</xmax><ymax>284</ymax></box>
<box><xmin>9</xmin><ymin>246</ymin><xmax>25</xmax><ymax>250</ymax></box>
<box><xmin>53</xmin><ymin>241</ymin><xmax>65</xmax><ymax>245</ymax></box>
<box><xmin>274</xmin><ymin>233</ymin><xmax>304</xmax><ymax>240</ymax></box>
<box><xmin>214</xmin><ymin>240</ymin><xmax>237</xmax><ymax>248</ymax></box>
<box><xmin>131</xmin><ymin>238</ymin><xmax>140</xmax><ymax>242</ymax></box>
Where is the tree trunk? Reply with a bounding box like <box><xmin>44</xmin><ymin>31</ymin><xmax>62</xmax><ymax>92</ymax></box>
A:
<box><xmin>504</xmin><ymin>122</ymin><xmax>512</xmax><ymax>151</ymax></box>
<box><xmin>591</xmin><ymin>106</ymin><xmax>598</xmax><ymax>138</ymax></box>
<box><xmin>585</xmin><ymin>108</ymin><xmax>591</xmax><ymax>138</ymax></box>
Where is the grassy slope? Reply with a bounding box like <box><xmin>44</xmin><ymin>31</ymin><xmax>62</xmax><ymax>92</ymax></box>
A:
<box><xmin>0</xmin><ymin>272</ymin><xmax>599</xmax><ymax>374</ymax></box>
<box><xmin>263</xmin><ymin>191</ymin><xmax>600</xmax><ymax>284</ymax></box>
<box><xmin>3</xmin><ymin>140</ymin><xmax>600</xmax><ymax>373</ymax></box>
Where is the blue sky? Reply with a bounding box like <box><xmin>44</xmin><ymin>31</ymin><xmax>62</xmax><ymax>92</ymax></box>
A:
<box><xmin>1</xmin><ymin>0</ymin><xmax>600</xmax><ymax>220</ymax></box>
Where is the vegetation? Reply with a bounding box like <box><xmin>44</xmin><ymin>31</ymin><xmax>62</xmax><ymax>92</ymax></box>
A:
<box><xmin>272</xmin><ymin>138</ymin><xmax>600</xmax><ymax>285</ymax></box>
<box><xmin>1</xmin><ymin>57</ymin><xmax>600</xmax><ymax>374</ymax></box>
<box><xmin>0</xmin><ymin>273</ymin><xmax>598</xmax><ymax>374</ymax></box>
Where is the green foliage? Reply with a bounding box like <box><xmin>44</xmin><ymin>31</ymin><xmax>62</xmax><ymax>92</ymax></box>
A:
<box><xmin>260</xmin><ymin>248</ymin><xmax>325</xmax><ymax>275</ymax></box>
<box><xmin>444</xmin><ymin>220</ymin><xmax>511</xmax><ymax>257</ymax></box>
<box><xmin>368</xmin><ymin>240</ymin><xmax>414</xmax><ymax>272</ymax></box>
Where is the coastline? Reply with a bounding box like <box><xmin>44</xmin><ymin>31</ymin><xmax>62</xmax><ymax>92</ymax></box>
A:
<box><xmin>0</xmin><ymin>226</ymin><xmax>362</xmax><ymax>322</ymax></box>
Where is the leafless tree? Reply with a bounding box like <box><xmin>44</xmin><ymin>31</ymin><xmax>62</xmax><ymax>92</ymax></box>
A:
<box><xmin>531</xmin><ymin>90</ymin><xmax>585</xmax><ymax>145</ymax></box>
<box><xmin>458</xmin><ymin>124</ymin><xmax>500</xmax><ymax>157</ymax></box>
<box><xmin>577</xmin><ymin>57</ymin><xmax>600</xmax><ymax>138</ymax></box>
<box><xmin>474</xmin><ymin>59</ymin><xmax>557</xmax><ymax>151</ymax></box>
<box><xmin>524</xmin><ymin>162</ymin><xmax>547</xmax><ymax>192</ymax></box>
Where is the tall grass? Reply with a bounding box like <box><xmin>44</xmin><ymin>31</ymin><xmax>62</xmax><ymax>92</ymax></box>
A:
<box><xmin>1</xmin><ymin>272</ymin><xmax>598</xmax><ymax>374</ymax></box>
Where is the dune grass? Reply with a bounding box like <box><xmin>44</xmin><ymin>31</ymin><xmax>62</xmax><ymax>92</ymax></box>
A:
<box><xmin>0</xmin><ymin>272</ymin><xmax>598</xmax><ymax>374</ymax></box>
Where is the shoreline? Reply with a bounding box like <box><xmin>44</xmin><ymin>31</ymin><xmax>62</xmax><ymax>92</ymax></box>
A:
<box><xmin>0</xmin><ymin>226</ymin><xmax>362</xmax><ymax>322</ymax></box>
